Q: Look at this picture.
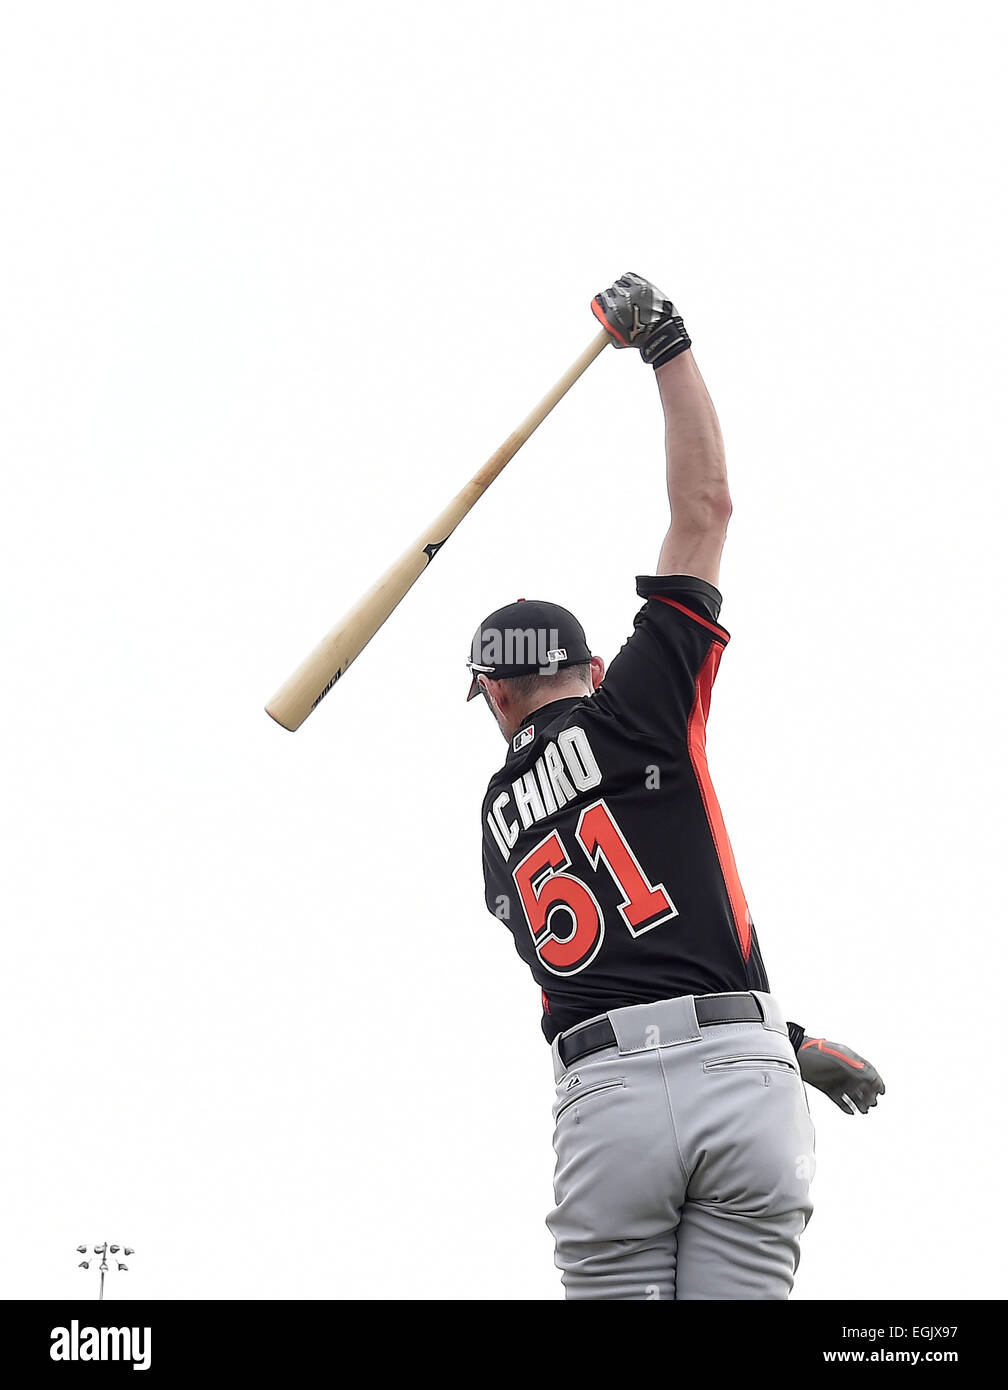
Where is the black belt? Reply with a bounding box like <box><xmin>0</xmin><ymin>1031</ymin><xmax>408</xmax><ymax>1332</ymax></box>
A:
<box><xmin>557</xmin><ymin>993</ymin><xmax>764</xmax><ymax>1069</ymax></box>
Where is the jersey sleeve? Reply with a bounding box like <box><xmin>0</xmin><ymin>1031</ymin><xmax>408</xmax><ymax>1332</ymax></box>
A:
<box><xmin>590</xmin><ymin>574</ymin><xmax>730</xmax><ymax>746</ymax></box>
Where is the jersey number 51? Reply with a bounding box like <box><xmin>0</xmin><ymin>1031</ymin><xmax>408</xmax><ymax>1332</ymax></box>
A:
<box><xmin>512</xmin><ymin>797</ymin><xmax>677</xmax><ymax>976</ymax></box>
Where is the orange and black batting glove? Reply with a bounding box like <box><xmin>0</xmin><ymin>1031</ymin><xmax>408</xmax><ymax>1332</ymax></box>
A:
<box><xmin>591</xmin><ymin>271</ymin><xmax>691</xmax><ymax>368</ymax></box>
<box><xmin>798</xmin><ymin>1037</ymin><xmax>886</xmax><ymax>1115</ymax></box>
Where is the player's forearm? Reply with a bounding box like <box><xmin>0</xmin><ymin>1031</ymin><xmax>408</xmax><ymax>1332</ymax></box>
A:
<box><xmin>655</xmin><ymin>351</ymin><xmax>731</xmax><ymax>581</ymax></box>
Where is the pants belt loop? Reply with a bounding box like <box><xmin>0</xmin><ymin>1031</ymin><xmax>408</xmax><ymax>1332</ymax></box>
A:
<box><xmin>752</xmin><ymin>990</ymin><xmax>787</xmax><ymax>1035</ymax></box>
<box><xmin>609</xmin><ymin>995</ymin><xmax>702</xmax><ymax>1054</ymax></box>
<box><xmin>551</xmin><ymin>1034</ymin><xmax>567</xmax><ymax>1084</ymax></box>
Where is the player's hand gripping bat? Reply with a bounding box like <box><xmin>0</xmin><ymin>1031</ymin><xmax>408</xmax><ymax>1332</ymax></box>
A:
<box><xmin>265</xmin><ymin>328</ymin><xmax>612</xmax><ymax>730</ymax></box>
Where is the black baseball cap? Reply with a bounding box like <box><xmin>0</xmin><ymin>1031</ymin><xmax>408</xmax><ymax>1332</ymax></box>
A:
<box><xmin>466</xmin><ymin>598</ymin><xmax>592</xmax><ymax>702</ymax></box>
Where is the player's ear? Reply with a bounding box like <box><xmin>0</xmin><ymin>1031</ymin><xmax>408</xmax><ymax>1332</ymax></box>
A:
<box><xmin>479</xmin><ymin>675</ymin><xmax>507</xmax><ymax>715</ymax></box>
<box><xmin>589</xmin><ymin>655</ymin><xmax>605</xmax><ymax>690</ymax></box>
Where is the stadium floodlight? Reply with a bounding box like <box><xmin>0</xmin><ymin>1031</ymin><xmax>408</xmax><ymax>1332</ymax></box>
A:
<box><xmin>78</xmin><ymin>1242</ymin><xmax>133</xmax><ymax>1300</ymax></box>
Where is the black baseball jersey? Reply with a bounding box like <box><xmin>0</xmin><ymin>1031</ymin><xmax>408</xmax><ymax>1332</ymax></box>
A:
<box><xmin>480</xmin><ymin>574</ymin><xmax>770</xmax><ymax>1044</ymax></box>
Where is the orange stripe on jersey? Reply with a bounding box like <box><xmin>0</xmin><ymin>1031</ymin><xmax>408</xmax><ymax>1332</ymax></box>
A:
<box><xmin>687</xmin><ymin>642</ymin><xmax>752</xmax><ymax>961</ymax></box>
<box><xmin>649</xmin><ymin>595</ymin><xmax>730</xmax><ymax>643</ymax></box>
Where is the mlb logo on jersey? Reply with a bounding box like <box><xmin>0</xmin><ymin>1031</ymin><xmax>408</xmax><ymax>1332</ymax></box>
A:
<box><xmin>513</xmin><ymin>724</ymin><xmax>535</xmax><ymax>752</ymax></box>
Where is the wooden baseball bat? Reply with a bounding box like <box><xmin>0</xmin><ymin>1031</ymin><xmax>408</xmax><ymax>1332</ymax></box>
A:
<box><xmin>265</xmin><ymin>327</ymin><xmax>612</xmax><ymax>730</ymax></box>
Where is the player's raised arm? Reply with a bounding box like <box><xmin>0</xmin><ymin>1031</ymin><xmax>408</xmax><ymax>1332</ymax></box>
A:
<box><xmin>592</xmin><ymin>273</ymin><xmax>731</xmax><ymax>585</ymax></box>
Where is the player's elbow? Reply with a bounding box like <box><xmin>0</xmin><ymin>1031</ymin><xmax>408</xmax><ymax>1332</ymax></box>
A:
<box><xmin>671</xmin><ymin>484</ymin><xmax>733</xmax><ymax>537</ymax></box>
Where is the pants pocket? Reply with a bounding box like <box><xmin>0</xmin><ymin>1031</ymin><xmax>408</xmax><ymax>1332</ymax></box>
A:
<box><xmin>554</xmin><ymin>1077</ymin><xmax>625</xmax><ymax>1123</ymax></box>
<box><xmin>703</xmin><ymin>1054</ymin><xmax>800</xmax><ymax>1076</ymax></box>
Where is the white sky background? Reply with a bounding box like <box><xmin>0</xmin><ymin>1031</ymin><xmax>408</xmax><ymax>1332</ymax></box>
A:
<box><xmin>2</xmin><ymin>1</ymin><xmax>1005</xmax><ymax>1300</ymax></box>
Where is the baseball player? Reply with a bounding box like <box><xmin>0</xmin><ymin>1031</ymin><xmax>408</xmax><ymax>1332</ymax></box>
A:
<box><xmin>469</xmin><ymin>273</ymin><xmax>884</xmax><ymax>1301</ymax></box>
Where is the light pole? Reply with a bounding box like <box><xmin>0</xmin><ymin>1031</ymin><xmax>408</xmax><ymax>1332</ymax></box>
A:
<box><xmin>76</xmin><ymin>1243</ymin><xmax>134</xmax><ymax>1301</ymax></box>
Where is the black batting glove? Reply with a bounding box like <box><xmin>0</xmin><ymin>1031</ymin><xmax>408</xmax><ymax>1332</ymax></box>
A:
<box><xmin>591</xmin><ymin>271</ymin><xmax>691</xmax><ymax>368</ymax></box>
<box><xmin>798</xmin><ymin>1037</ymin><xmax>886</xmax><ymax>1116</ymax></box>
